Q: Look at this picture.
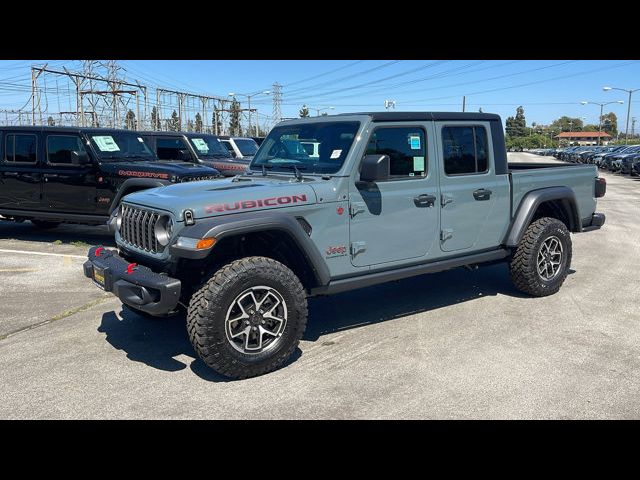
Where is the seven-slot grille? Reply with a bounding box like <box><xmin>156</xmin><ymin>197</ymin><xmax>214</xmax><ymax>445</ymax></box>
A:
<box><xmin>120</xmin><ymin>205</ymin><xmax>166</xmax><ymax>253</ymax></box>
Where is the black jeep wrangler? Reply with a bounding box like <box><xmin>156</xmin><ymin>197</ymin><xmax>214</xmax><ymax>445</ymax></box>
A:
<box><xmin>0</xmin><ymin>126</ymin><xmax>219</xmax><ymax>228</ymax></box>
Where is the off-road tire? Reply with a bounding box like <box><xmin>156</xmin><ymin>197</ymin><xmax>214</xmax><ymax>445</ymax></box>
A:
<box><xmin>31</xmin><ymin>219</ymin><xmax>60</xmax><ymax>229</ymax></box>
<box><xmin>187</xmin><ymin>256</ymin><xmax>308</xmax><ymax>379</ymax></box>
<box><xmin>510</xmin><ymin>217</ymin><xmax>572</xmax><ymax>297</ymax></box>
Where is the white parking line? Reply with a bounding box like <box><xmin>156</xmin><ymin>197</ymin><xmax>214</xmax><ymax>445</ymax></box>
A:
<box><xmin>0</xmin><ymin>248</ymin><xmax>86</xmax><ymax>259</ymax></box>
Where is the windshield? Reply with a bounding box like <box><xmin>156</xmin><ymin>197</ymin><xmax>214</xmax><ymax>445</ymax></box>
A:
<box><xmin>89</xmin><ymin>132</ymin><xmax>155</xmax><ymax>161</ymax></box>
<box><xmin>234</xmin><ymin>138</ymin><xmax>259</xmax><ymax>156</ymax></box>
<box><xmin>251</xmin><ymin>121</ymin><xmax>360</xmax><ymax>174</ymax></box>
<box><xmin>189</xmin><ymin>136</ymin><xmax>231</xmax><ymax>158</ymax></box>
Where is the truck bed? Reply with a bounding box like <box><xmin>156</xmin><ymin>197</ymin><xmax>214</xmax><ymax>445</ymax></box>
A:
<box><xmin>509</xmin><ymin>163</ymin><xmax>598</xmax><ymax>227</ymax></box>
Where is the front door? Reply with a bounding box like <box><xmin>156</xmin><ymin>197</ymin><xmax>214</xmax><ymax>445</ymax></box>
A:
<box><xmin>42</xmin><ymin>134</ymin><xmax>97</xmax><ymax>213</ymax></box>
<box><xmin>0</xmin><ymin>132</ymin><xmax>42</xmax><ymax>210</ymax></box>
<box><xmin>349</xmin><ymin>123</ymin><xmax>440</xmax><ymax>267</ymax></box>
<box><xmin>436</xmin><ymin>122</ymin><xmax>509</xmax><ymax>252</ymax></box>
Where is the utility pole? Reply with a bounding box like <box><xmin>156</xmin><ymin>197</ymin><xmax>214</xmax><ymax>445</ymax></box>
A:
<box><xmin>632</xmin><ymin>117</ymin><xmax>636</xmax><ymax>139</ymax></box>
<box><xmin>462</xmin><ymin>95</ymin><xmax>466</xmax><ymax>112</ymax></box>
<box><xmin>30</xmin><ymin>64</ymin><xmax>47</xmax><ymax>125</ymax></box>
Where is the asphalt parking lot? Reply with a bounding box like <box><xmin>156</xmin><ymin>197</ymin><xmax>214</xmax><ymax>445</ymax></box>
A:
<box><xmin>1</xmin><ymin>152</ymin><xmax>639</xmax><ymax>419</ymax></box>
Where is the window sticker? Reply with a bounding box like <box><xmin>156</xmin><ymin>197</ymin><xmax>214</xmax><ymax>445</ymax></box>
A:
<box><xmin>137</xmin><ymin>137</ymin><xmax>144</xmax><ymax>143</ymax></box>
<box><xmin>93</xmin><ymin>136</ymin><xmax>120</xmax><ymax>152</ymax></box>
<box><xmin>330</xmin><ymin>149</ymin><xmax>342</xmax><ymax>159</ymax></box>
<box><xmin>409</xmin><ymin>135</ymin><xmax>421</xmax><ymax>150</ymax></box>
<box><xmin>413</xmin><ymin>156</ymin><xmax>425</xmax><ymax>171</ymax></box>
<box><xmin>192</xmin><ymin>138</ymin><xmax>209</xmax><ymax>152</ymax></box>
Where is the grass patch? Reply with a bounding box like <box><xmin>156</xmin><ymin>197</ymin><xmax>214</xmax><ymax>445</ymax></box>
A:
<box><xmin>53</xmin><ymin>240</ymin><xmax>63</xmax><ymax>245</ymax></box>
<box><xmin>70</xmin><ymin>240</ymin><xmax>89</xmax><ymax>247</ymax></box>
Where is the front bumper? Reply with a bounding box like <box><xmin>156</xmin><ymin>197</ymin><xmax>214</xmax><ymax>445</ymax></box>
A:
<box><xmin>582</xmin><ymin>212</ymin><xmax>606</xmax><ymax>232</ymax></box>
<box><xmin>83</xmin><ymin>246</ymin><xmax>181</xmax><ymax>316</ymax></box>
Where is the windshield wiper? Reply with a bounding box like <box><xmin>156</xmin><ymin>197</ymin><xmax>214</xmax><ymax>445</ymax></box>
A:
<box><xmin>278</xmin><ymin>164</ymin><xmax>306</xmax><ymax>181</ymax></box>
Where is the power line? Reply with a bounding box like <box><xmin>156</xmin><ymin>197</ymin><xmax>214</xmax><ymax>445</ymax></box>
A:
<box><xmin>282</xmin><ymin>60</ymin><xmax>365</xmax><ymax>87</ymax></box>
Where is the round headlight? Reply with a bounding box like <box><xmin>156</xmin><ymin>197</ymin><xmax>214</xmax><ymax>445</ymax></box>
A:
<box><xmin>155</xmin><ymin>217</ymin><xmax>174</xmax><ymax>246</ymax></box>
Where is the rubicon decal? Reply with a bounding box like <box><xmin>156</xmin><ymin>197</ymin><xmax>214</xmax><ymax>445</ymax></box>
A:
<box><xmin>205</xmin><ymin>194</ymin><xmax>308</xmax><ymax>213</ymax></box>
<box><xmin>118</xmin><ymin>170</ymin><xmax>169</xmax><ymax>179</ymax></box>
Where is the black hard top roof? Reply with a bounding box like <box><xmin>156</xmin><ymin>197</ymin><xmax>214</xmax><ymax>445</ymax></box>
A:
<box><xmin>138</xmin><ymin>130</ymin><xmax>220</xmax><ymax>138</ymax></box>
<box><xmin>0</xmin><ymin>125</ymin><xmax>146</xmax><ymax>134</ymax></box>
<box><xmin>335</xmin><ymin>111</ymin><xmax>501</xmax><ymax>122</ymax></box>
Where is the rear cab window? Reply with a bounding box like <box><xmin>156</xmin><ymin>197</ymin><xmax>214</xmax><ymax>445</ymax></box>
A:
<box><xmin>4</xmin><ymin>133</ymin><xmax>38</xmax><ymax>164</ymax></box>
<box><xmin>442</xmin><ymin>126</ymin><xmax>489</xmax><ymax>175</ymax></box>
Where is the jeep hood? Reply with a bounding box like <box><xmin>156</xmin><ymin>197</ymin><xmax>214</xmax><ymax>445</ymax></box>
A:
<box><xmin>122</xmin><ymin>177</ymin><xmax>318</xmax><ymax>219</ymax></box>
<box><xmin>101</xmin><ymin>160</ymin><xmax>216</xmax><ymax>179</ymax></box>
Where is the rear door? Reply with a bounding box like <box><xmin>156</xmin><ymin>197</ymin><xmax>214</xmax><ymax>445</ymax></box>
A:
<box><xmin>42</xmin><ymin>133</ymin><xmax>97</xmax><ymax>213</ymax></box>
<box><xmin>436</xmin><ymin>122</ymin><xmax>510</xmax><ymax>252</ymax></box>
<box><xmin>349</xmin><ymin>123</ymin><xmax>440</xmax><ymax>267</ymax></box>
<box><xmin>0</xmin><ymin>131</ymin><xmax>43</xmax><ymax>210</ymax></box>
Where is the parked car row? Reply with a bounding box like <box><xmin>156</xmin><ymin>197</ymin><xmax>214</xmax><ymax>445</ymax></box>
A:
<box><xmin>529</xmin><ymin>145</ymin><xmax>640</xmax><ymax>176</ymax></box>
<box><xmin>0</xmin><ymin>126</ymin><xmax>259</xmax><ymax>228</ymax></box>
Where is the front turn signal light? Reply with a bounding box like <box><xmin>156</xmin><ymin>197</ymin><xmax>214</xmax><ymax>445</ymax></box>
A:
<box><xmin>196</xmin><ymin>238</ymin><xmax>216</xmax><ymax>250</ymax></box>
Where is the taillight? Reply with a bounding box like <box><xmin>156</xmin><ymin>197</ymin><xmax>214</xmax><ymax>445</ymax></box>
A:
<box><xmin>595</xmin><ymin>177</ymin><xmax>606</xmax><ymax>198</ymax></box>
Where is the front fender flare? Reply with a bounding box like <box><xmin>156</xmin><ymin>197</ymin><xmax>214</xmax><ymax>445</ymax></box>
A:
<box><xmin>171</xmin><ymin>212</ymin><xmax>331</xmax><ymax>286</ymax></box>
<box><xmin>109</xmin><ymin>178</ymin><xmax>169</xmax><ymax>213</ymax></box>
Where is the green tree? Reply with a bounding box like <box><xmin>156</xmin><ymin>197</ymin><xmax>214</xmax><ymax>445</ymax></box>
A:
<box><xmin>194</xmin><ymin>112</ymin><xmax>203</xmax><ymax>133</ymax></box>
<box><xmin>213</xmin><ymin>110</ymin><xmax>223</xmax><ymax>135</ymax></box>
<box><xmin>151</xmin><ymin>106</ymin><xmax>161</xmax><ymax>130</ymax></box>
<box><xmin>228</xmin><ymin>97</ymin><xmax>241</xmax><ymax>136</ymax></box>
<box><xmin>168</xmin><ymin>110</ymin><xmax>180</xmax><ymax>131</ymax></box>
<box><xmin>47</xmin><ymin>116</ymin><xmax>55</xmax><ymax>126</ymax></box>
<box><xmin>600</xmin><ymin>112</ymin><xmax>617</xmax><ymax>136</ymax></box>
<box><xmin>299</xmin><ymin>105</ymin><xmax>310</xmax><ymax>117</ymax></box>
<box><xmin>125</xmin><ymin>109</ymin><xmax>136</xmax><ymax>130</ymax></box>
<box><xmin>550</xmin><ymin>116</ymin><xmax>584</xmax><ymax>133</ymax></box>
<box><xmin>505</xmin><ymin>106</ymin><xmax>527</xmax><ymax>137</ymax></box>
<box><xmin>583</xmin><ymin>124</ymin><xmax>599</xmax><ymax>131</ymax></box>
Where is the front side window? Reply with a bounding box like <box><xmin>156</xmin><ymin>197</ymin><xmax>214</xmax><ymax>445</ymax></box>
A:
<box><xmin>88</xmin><ymin>132</ymin><xmax>155</xmax><ymax>161</ymax></box>
<box><xmin>47</xmin><ymin>135</ymin><xmax>85</xmax><ymax>164</ymax></box>
<box><xmin>4</xmin><ymin>134</ymin><xmax>37</xmax><ymax>163</ymax></box>
<box><xmin>365</xmin><ymin>127</ymin><xmax>427</xmax><ymax>179</ymax></box>
<box><xmin>252</xmin><ymin>121</ymin><xmax>360</xmax><ymax>175</ymax></box>
<box><xmin>155</xmin><ymin>137</ymin><xmax>191</xmax><ymax>160</ymax></box>
<box><xmin>442</xmin><ymin>126</ymin><xmax>489</xmax><ymax>175</ymax></box>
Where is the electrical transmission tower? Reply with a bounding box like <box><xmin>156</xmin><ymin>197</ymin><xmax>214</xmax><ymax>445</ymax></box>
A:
<box><xmin>272</xmin><ymin>82</ymin><xmax>282</xmax><ymax>125</ymax></box>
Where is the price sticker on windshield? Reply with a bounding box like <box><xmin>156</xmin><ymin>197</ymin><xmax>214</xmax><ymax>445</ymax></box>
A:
<box><xmin>409</xmin><ymin>136</ymin><xmax>421</xmax><ymax>150</ymax></box>
<box><xmin>93</xmin><ymin>136</ymin><xmax>120</xmax><ymax>152</ymax></box>
<box><xmin>192</xmin><ymin>138</ymin><xmax>210</xmax><ymax>152</ymax></box>
<box><xmin>330</xmin><ymin>149</ymin><xmax>342</xmax><ymax>159</ymax></box>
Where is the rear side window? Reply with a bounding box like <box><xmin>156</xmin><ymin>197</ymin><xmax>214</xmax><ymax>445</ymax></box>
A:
<box><xmin>365</xmin><ymin>126</ymin><xmax>427</xmax><ymax>179</ymax></box>
<box><xmin>4</xmin><ymin>134</ymin><xmax>37</xmax><ymax>163</ymax></box>
<box><xmin>156</xmin><ymin>137</ymin><xmax>190</xmax><ymax>160</ymax></box>
<box><xmin>442</xmin><ymin>126</ymin><xmax>489</xmax><ymax>175</ymax></box>
<box><xmin>221</xmin><ymin>140</ymin><xmax>236</xmax><ymax>157</ymax></box>
<box><xmin>47</xmin><ymin>135</ymin><xmax>85</xmax><ymax>164</ymax></box>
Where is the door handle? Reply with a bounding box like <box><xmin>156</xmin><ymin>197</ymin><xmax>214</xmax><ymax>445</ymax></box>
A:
<box><xmin>473</xmin><ymin>188</ymin><xmax>492</xmax><ymax>201</ymax></box>
<box><xmin>414</xmin><ymin>194</ymin><xmax>436</xmax><ymax>208</ymax></box>
<box><xmin>43</xmin><ymin>173</ymin><xmax>59</xmax><ymax>178</ymax></box>
<box><xmin>3</xmin><ymin>172</ymin><xmax>18</xmax><ymax>177</ymax></box>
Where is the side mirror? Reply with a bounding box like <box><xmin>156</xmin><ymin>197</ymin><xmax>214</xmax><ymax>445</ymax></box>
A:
<box><xmin>359</xmin><ymin>154</ymin><xmax>389</xmax><ymax>183</ymax></box>
<box><xmin>71</xmin><ymin>151</ymin><xmax>90</xmax><ymax>165</ymax></box>
<box><xmin>178</xmin><ymin>149</ymin><xmax>192</xmax><ymax>161</ymax></box>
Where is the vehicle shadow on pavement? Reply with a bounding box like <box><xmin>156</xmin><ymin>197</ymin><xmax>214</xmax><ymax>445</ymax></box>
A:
<box><xmin>0</xmin><ymin>220</ymin><xmax>115</xmax><ymax>246</ymax></box>
<box><xmin>98</xmin><ymin>308</ymin><xmax>231</xmax><ymax>382</ymax></box>
<box><xmin>305</xmin><ymin>263</ymin><xmax>530</xmax><ymax>341</ymax></box>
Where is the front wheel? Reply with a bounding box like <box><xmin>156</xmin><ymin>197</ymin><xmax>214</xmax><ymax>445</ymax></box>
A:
<box><xmin>510</xmin><ymin>217</ymin><xmax>572</xmax><ymax>297</ymax></box>
<box><xmin>187</xmin><ymin>256</ymin><xmax>308</xmax><ymax>379</ymax></box>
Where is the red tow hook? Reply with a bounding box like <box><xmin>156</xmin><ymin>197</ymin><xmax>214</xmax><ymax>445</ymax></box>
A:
<box><xmin>95</xmin><ymin>246</ymin><xmax>104</xmax><ymax>257</ymax></box>
<box><xmin>126</xmin><ymin>263</ymin><xmax>138</xmax><ymax>275</ymax></box>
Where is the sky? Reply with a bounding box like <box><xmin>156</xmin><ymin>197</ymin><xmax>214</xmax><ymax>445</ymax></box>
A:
<box><xmin>1</xmin><ymin>60</ymin><xmax>639</xmax><ymax>131</ymax></box>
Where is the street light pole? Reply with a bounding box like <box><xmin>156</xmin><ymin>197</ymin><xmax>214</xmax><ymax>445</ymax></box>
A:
<box><xmin>229</xmin><ymin>90</ymin><xmax>270</xmax><ymax>137</ymax></box>
<box><xmin>580</xmin><ymin>100</ymin><xmax>624</xmax><ymax>146</ymax></box>
<box><xmin>312</xmin><ymin>106</ymin><xmax>335</xmax><ymax>116</ymax></box>
<box><xmin>604</xmin><ymin>86</ymin><xmax>639</xmax><ymax>144</ymax></box>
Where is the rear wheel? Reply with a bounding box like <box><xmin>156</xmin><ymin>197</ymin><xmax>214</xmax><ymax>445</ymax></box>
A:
<box><xmin>187</xmin><ymin>256</ymin><xmax>308</xmax><ymax>379</ymax></box>
<box><xmin>510</xmin><ymin>217</ymin><xmax>572</xmax><ymax>297</ymax></box>
<box><xmin>31</xmin><ymin>219</ymin><xmax>60</xmax><ymax>229</ymax></box>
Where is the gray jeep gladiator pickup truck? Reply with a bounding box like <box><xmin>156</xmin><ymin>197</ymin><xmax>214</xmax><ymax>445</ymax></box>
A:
<box><xmin>84</xmin><ymin>112</ymin><xmax>606</xmax><ymax>379</ymax></box>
